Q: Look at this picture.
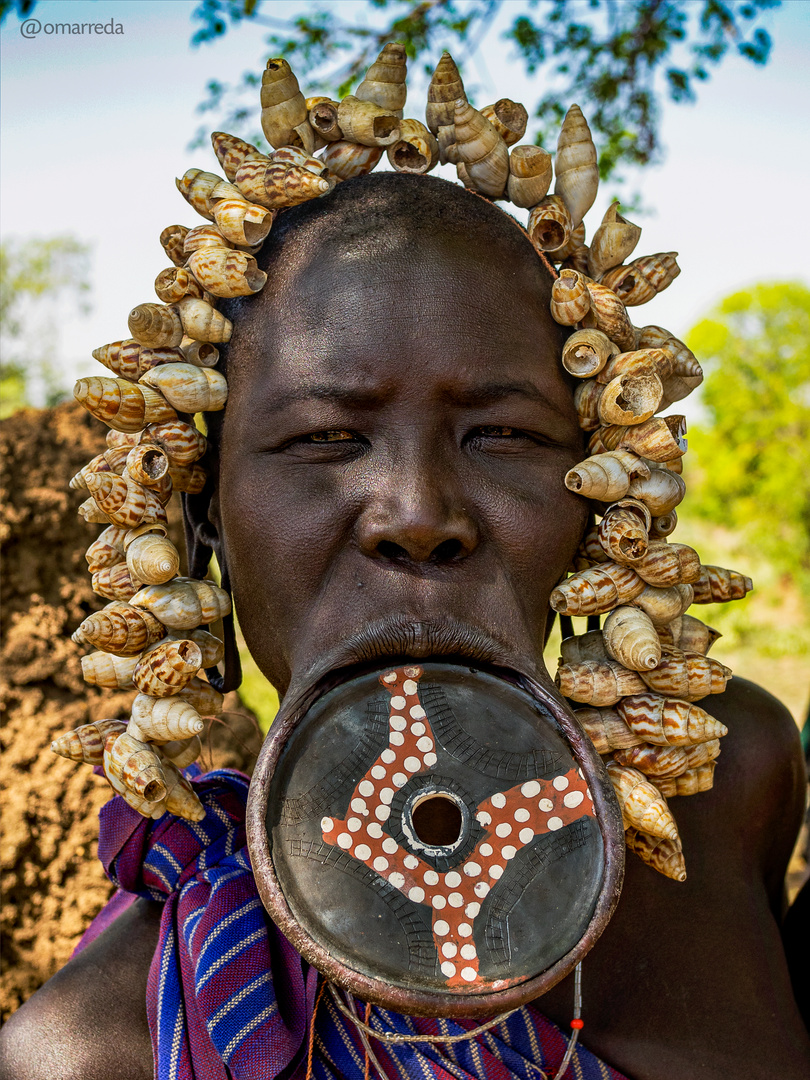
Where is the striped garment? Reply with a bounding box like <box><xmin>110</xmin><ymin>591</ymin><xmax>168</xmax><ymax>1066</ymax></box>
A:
<box><xmin>94</xmin><ymin>768</ymin><xmax>629</xmax><ymax>1080</ymax></box>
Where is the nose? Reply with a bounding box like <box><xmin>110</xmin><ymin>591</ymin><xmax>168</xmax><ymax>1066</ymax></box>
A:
<box><xmin>355</xmin><ymin>460</ymin><xmax>480</xmax><ymax>566</ymax></box>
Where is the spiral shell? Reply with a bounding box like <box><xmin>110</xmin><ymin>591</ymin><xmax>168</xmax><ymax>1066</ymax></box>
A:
<box><xmin>142</xmin><ymin>419</ymin><xmax>207</xmax><ymax>466</ymax></box>
<box><xmin>592</xmin><ymin>414</ymin><xmax>687</xmax><ymax>463</ymax></box>
<box><xmin>632</xmin><ymin>583</ymin><xmax>694</xmax><ymax>625</ymax></box>
<box><xmin>635</xmin><ymin>326</ymin><xmax>702</xmax><ymax>379</ymax></box>
<box><xmin>85</xmin><ymin>471</ymin><xmax>167</xmax><ymax>530</ymax></box>
<box><xmin>132</xmin><ymin>638</ymin><xmax>203</xmax><ymax>698</ymax></box>
<box><xmin>139</xmin><ymin>364</ymin><xmax>228</xmax><ymax>413</ymax></box>
<box><xmin>105</xmin><ymin>731</ymin><xmax>167</xmax><ymax>802</ymax></box>
<box><xmin>502</xmin><ymin>144</ymin><xmax>551</xmax><ymax>209</ymax></box>
<box><xmin>617</xmin><ymin>693</ymin><xmax>727</xmax><ymax>746</ymax></box>
<box><xmin>475</xmin><ymin>99</ymin><xmax>525</xmax><ymax>148</ymax></box>
<box><xmin>587</xmin><ymin>202</ymin><xmax>642</xmax><ymax>279</ymax></box>
<box><xmin>125</xmin><ymin>530</ymin><xmax>181</xmax><ymax>585</ymax></box>
<box><xmin>168</xmin><ymin>463</ymin><xmax>207</xmax><ymax>495</ymax></box>
<box><xmin>387</xmin><ymin>118</ymin><xmax>439</xmax><ymax>174</ymax></box>
<box><xmin>640</xmin><ymin>647</ymin><xmax>731</xmax><ymax>701</ymax></box>
<box><xmin>598</xmin><ymin>499</ymin><xmax>651</xmax><ymax>564</ymax></box>
<box><xmin>212</xmin><ymin>197</ymin><xmax>275</xmax><ymax>247</ymax></box>
<box><xmin>104</xmin><ymin>752</ymin><xmax>166</xmax><ymax>818</ymax></box>
<box><xmin>211</xmin><ymin>131</ymin><xmax>266</xmax><ymax>181</ymax></box>
<box><xmin>655</xmin><ymin>763</ymin><xmax>716</xmax><ymax>797</ymax></box>
<box><xmin>597</xmin><ymin>371</ymin><xmax>663</xmax><ymax>427</ymax></box>
<box><xmin>624</xmin><ymin>828</ymin><xmax>686</xmax><ymax>882</ymax></box>
<box><xmin>260</xmin><ymin>58</ymin><xmax>315</xmax><ymax>152</ymax></box>
<box><xmin>91</xmin><ymin>562</ymin><xmax>143</xmax><ymax>602</ymax></box>
<box><xmin>77</xmin><ymin>498</ymin><xmax>111</xmax><ymax>525</ymax></box>
<box><xmin>554</xmin><ymin>223</ymin><xmax>587</xmax><ymax>263</ymax></box>
<box><xmin>234</xmin><ymin>158</ymin><xmax>332</xmax><ymax>209</ymax></box>
<box><xmin>691</xmin><ymin>565</ymin><xmax>753</xmax><ymax>604</ymax></box>
<box><xmin>603</xmin><ymin>606</ymin><xmax>662</xmax><ymax>672</ymax></box>
<box><xmin>154</xmin><ymin>267</ymin><xmax>207</xmax><ymax>306</ymax></box>
<box><xmin>318</xmin><ymin>141</ymin><xmax>383</xmax><ymax>181</ymax></box>
<box><xmin>564</xmin><ymin>449</ymin><xmax>649</xmax><ymax>501</ymax></box>
<box><xmin>651</xmin><ymin>512</ymin><xmax>678</xmax><ymax>541</ymax></box>
<box><xmin>308</xmin><ymin>99</ymin><xmax>342</xmax><ymax>143</ymax></box>
<box><xmin>123</xmin><ymin>444</ymin><xmax>169</xmax><ymax>489</ymax></box>
<box><xmin>178</xmin><ymin>677</ymin><xmax>224</xmax><ymax>716</ymax></box>
<box><xmin>159</xmin><ymin>735</ymin><xmax>203</xmax><ymax>770</ymax></box>
<box><xmin>183</xmin><ymin>224</ymin><xmax>232</xmax><ymax>254</ymax></box>
<box><xmin>556</xmin><ymin>660</ymin><xmax>646</xmax><ymax>706</ymax></box>
<box><xmin>551</xmin><ymin>562</ymin><xmax>646</xmax><ymax>617</ymax></box>
<box><xmin>559</xmin><ymin>629</ymin><xmax>610</xmax><ymax>665</ymax></box>
<box><xmin>607</xmin><ymin>761</ymin><xmax>678</xmax><ymax>841</ymax></box>
<box><xmin>335</xmin><ymin>95</ymin><xmax>400</xmax><ymax>148</ymax></box>
<box><xmin>571</xmin><ymin>523</ymin><xmax>609</xmax><ymax>571</ymax></box>
<box><xmin>176</xmin><ymin>169</ymin><xmax>226</xmax><ymax>220</ymax></box>
<box><xmin>440</xmin><ymin>99</ymin><xmax>508</xmax><ymax>198</ymax></box>
<box><xmin>554</xmin><ymin>104</ymin><xmax>598</xmax><ymax>229</ymax></box>
<box><xmin>127</xmin><ymin>303</ymin><xmax>184</xmax><ymax>349</ymax></box>
<box><xmin>130</xmin><ymin>577</ymin><xmax>231</xmax><ymax>630</ymax></box>
<box><xmin>661</xmin><ymin>613</ymin><xmax>721</xmax><ymax>655</ymax></box>
<box><xmin>73</xmin><ymin>600</ymin><xmax>165</xmax><ymax>655</ymax></box>
<box><xmin>161</xmin><ymin>759</ymin><xmax>206</xmax><ymax>821</ymax></box>
<box><xmin>425</xmin><ymin>52</ymin><xmax>465</xmax><ymax>135</ymax></box>
<box><xmin>180</xmin><ymin>339</ymin><xmax>219</xmax><ymax>368</ymax></box>
<box><xmin>633</xmin><ymin>542</ymin><xmax>701</xmax><ymax>588</ymax></box>
<box><xmin>160</xmin><ymin>225</ymin><xmax>189</xmax><ymax>268</ymax></box>
<box><xmin>186</xmin><ymin>247</ymin><xmax>267</xmax><ymax>299</ymax></box>
<box><xmin>528</xmin><ymin>195</ymin><xmax>573</xmax><ymax>254</ymax></box>
<box><xmin>177</xmin><ymin>627</ymin><xmax>224</xmax><ymax>668</ymax></box>
<box><xmin>129</xmin><ymin>693</ymin><xmax>204</xmax><ymax>742</ymax></box>
<box><xmin>585</xmin><ymin>281</ymin><xmax>636</xmax><ymax>352</ymax></box>
<box><xmin>74</xmin><ymin>377</ymin><xmax>176</xmax><ymax>433</ymax></box>
<box><xmin>561</xmin><ymin>328</ymin><xmax>617</xmax><ymax>378</ymax></box>
<box><xmin>51</xmin><ymin>719</ymin><xmax>128</xmax><ymax>766</ymax></box>
<box><xmin>356</xmin><ymin>42</ymin><xmax>407</xmax><ymax>116</ymax></box>
<box><xmin>174</xmin><ymin>297</ymin><xmax>232</xmax><ymax>344</ymax></box>
<box><xmin>550</xmin><ymin>269</ymin><xmax>591</xmax><ymax>325</ymax></box>
<box><xmin>92</xmin><ymin>340</ymin><xmax>184</xmax><ymax>382</ymax></box>
<box><xmin>85</xmin><ymin>524</ymin><xmax>128</xmax><ymax>572</ymax></box>
<box><xmin>81</xmin><ymin>650</ymin><xmax>139</xmax><ymax>689</ymax></box>
<box><xmin>573</xmin><ymin>379</ymin><xmax>603</xmax><ymax>430</ymax></box>
<box><xmin>574</xmin><ymin>707</ymin><xmax>642</xmax><ymax>754</ymax></box>
<box><xmin>601</xmin><ymin>253</ymin><xmax>681</xmax><ymax>306</ymax></box>
<box><xmin>615</xmin><ymin>738</ymin><xmax>721</xmax><ymax>781</ymax></box>
<box><xmin>598</xmin><ymin>348</ymin><xmax>672</xmax><ymax>385</ymax></box>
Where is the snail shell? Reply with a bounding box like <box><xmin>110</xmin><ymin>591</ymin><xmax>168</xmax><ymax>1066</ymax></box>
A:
<box><xmin>318</xmin><ymin>141</ymin><xmax>383</xmax><ymax>181</ymax></box>
<box><xmin>260</xmin><ymin>58</ymin><xmax>315</xmax><ymax>152</ymax></box>
<box><xmin>78</xmin><ymin>498</ymin><xmax>111</xmax><ymax>525</ymax></box>
<box><xmin>571</xmin><ymin>523</ymin><xmax>609</xmax><ymax>571</ymax></box>
<box><xmin>81</xmin><ymin>650</ymin><xmax>139</xmax><ymax>689</ymax></box>
<box><xmin>211</xmin><ymin>130</ymin><xmax>266</xmax><ymax>181</ymax></box>
<box><xmin>103</xmin><ymin>745</ymin><xmax>166</xmax><ymax>818</ymax></box>
<box><xmin>125</xmin><ymin>531</ymin><xmax>181</xmax><ymax>585</ymax></box>
<box><xmin>585</xmin><ymin>281</ymin><xmax>636</xmax><ymax>352</ymax></box>
<box><xmin>85</xmin><ymin>471</ymin><xmax>167</xmax><ymax>530</ymax></box>
<box><xmin>91</xmin><ymin>562</ymin><xmax>144</xmax><ymax>602</ymax></box>
<box><xmin>425</xmin><ymin>52</ymin><xmax>465</xmax><ymax>134</ymax></box>
<box><xmin>632</xmin><ymin>583</ymin><xmax>694</xmax><ymax>625</ymax></box>
<box><xmin>178</xmin><ymin>677</ymin><xmax>224</xmax><ymax>716</ymax></box>
<box><xmin>561</xmin><ymin>328</ymin><xmax>617</xmax><ymax>377</ymax></box>
<box><xmin>559</xmin><ymin>629</ymin><xmax>610</xmax><ymax>665</ymax></box>
<box><xmin>176</xmin><ymin>169</ymin><xmax>226</xmax><ymax>220</ymax></box>
<box><xmin>598</xmin><ymin>500</ymin><xmax>651</xmax><ymax>564</ymax></box>
<box><xmin>387</xmin><ymin>118</ymin><xmax>439</xmax><ymax>175</ymax></box>
<box><xmin>85</xmin><ymin>524</ymin><xmax>128</xmax><ymax>572</ymax></box>
<box><xmin>186</xmin><ymin>247</ymin><xmax>267</xmax><ymax>299</ymax></box>
<box><xmin>180</xmin><ymin>339</ymin><xmax>219</xmax><ymax>368</ymax></box>
<box><xmin>573</xmin><ymin>379</ymin><xmax>603</xmax><ymax>431</ymax></box>
<box><xmin>234</xmin><ymin>158</ymin><xmax>332</xmax><ymax>209</ymax></box>
<box><xmin>550</xmin><ymin>562</ymin><xmax>646</xmax><ymax>616</ymax></box>
<box><xmin>212</xmin><ymin>197</ymin><xmax>275</xmax><ymax>247</ymax></box>
<box><xmin>132</xmin><ymin>638</ymin><xmax>204</xmax><ymax>698</ymax></box>
<box><xmin>574</xmin><ymin>707</ymin><xmax>643</xmax><ymax>755</ymax></box>
<box><xmin>183</xmin><ymin>224</ymin><xmax>232</xmax><ymax>254</ymax></box>
<box><xmin>597</xmin><ymin>348</ymin><xmax>672</xmax><ymax>385</ymax></box>
<box><xmin>636</xmin><ymin>326</ymin><xmax>702</xmax><ymax>379</ymax></box>
<box><xmin>337</xmin><ymin>95</ymin><xmax>401</xmax><ymax>147</ymax></box>
<box><xmin>73</xmin><ymin>600</ymin><xmax>165</xmax><ymax>655</ymax></box>
<box><xmin>105</xmin><ymin>731</ymin><xmax>167</xmax><ymax>802</ymax></box>
<box><xmin>550</xmin><ymin>269</ymin><xmax>591</xmax><ymax>325</ymax></box>
<box><xmin>174</xmin><ymin>627</ymin><xmax>224</xmax><ymax>668</ymax></box>
<box><xmin>128</xmin><ymin>303</ymin><xmax>184</xmax><ymax>349</ymax></box>
<box><xmin>159</xmin><ymin>735</ymin><xmax>202</xmax><ymax>770</ymax></box>
<box><xmin>480</xmin><ymin>99</ymin><xmax>527</xmax><ymax>147</ymax></box>
<box><xmin>592</xmin><ymin>414</ymin><xmax>687</xmax><ymax>463</ymax></box>
<box><xmin>587</xmin><ymin>202</ymin><xmax>642</xmax><ymax>280</ymax></box>
<box><xmin>603</xmin><ymin>606</ymin><xmax>662</xmax><ymax>672</ymax></box>
<box><xmin>175</xmin><ymin>297</ymin><xmax>233</xmax><ymax>344</ymax></box>
<box><xmin>617</xmin><ymin>692</ymin><xmax>728</xmax><ymax>747</ymax></box>
<box><xmin>309</xmin><ymin>99</ymin><xmax>343</xmax><ymax>143</ymax></box>
<box><xmin>93</xmin><ymin>340</ymin><xmax>184</xmax><ymax>382</ymax></box>
<box><xmin>554</xmin><ymin>104</ymin><xmax>598</xmax><ymax>229</ymax></box>
<box><xmin>74</xmin><ymin>377</ymin><xmax>176</xmax><ymax>433</ymax></box>
<box><xmin>506</xmin><ymin>145</ymin><xmax>552</xmax><ymax>209</ymax></box>
<box><xmin>129</xmin><ymin>693</ymin><xmax>204</xmax><ymax>742</ymax></box>
<box><xmin>624</xmin><ymin>827</ymin><xmax>686</xmax><ymax>882</ymax></box>
<box><xmin>615</xmin><ymin>737</ymin><xmax>721</xmax><ymax>781</ymax></box>
<box><xmin>691</xmin><ymin>565</ymin><xmax>753</xmax><ymax>604</ymax></box>
<box><xmin>141</xmin><ymin>419</ymin><xmax>207</xmax><ymax>466</ymax></box>
<box><xmin>356</xmin><ymin>42</ymin><xmax>407</xmax><ymax>117</ymax></box>
<box><xmin>601</xmin><ymin>253</ymin><xmax>681</xmax><ymax>306</ymax></box>
<box><xmin>633</xmin><ymin>541</ymin><xmax>700</xmax><ymax>589</ymax></box>
<box><xmin>167</xmin><ymin>463</ymin><xmax>207</xmax><ymax>495</ymax></box>
<box><xmin>640</xmin><ymin>647</ymin><xmax>731</xmax><ymax>701</ymax></box>
<box><xmin>140</xmin><ymin>364</ymin><xmax>228</xmax><ymax>413</ymax></box>
<box><xmin>606</xmin><ymin>760</ymin><xmax>678</xmax><ymax>841</ymax></box>
<box><xmin>597</xmin><ymin>371</ymin><xmax>663</xmax><ymax>427</ymax></box>
<box><xmin>654</xmin><ymin>763</ymin><xmax>716</xmax><ymax>798</ymax></box>
<box><xmin>661</xmin><ymin>613</ymin><xmax>721</xmax><ymax>655</ymax></box>
<box><xmin>161</xmin><ymin>758</ymin><xmax>206</xmax><ymax>821</ymax></box>
<box><xmin>528</xmin><ymin>195</ymin><xmax>573</xmax><ymax>254</ymax></box>
<box><xmin>154</xmin><ymin>267</ymin><xmax>207</xmax><ymax>306</ymax></box>
<box><xmin>130</xmin><ymin>577</ymin><xmax>231</xmax><ymax>630</ymax></box>
<box><xmin>124</xmin><ymin>444</ymin><xmax>169</xmax><ymax>488</ymax></box>
<box><xmin>69</xmin><ymin>452</ymin><xmax>112</xmax><ymax>491</ymax></box>
<box><xmin>554</xmin><ymin>223</ymin><xmax>587</xmax><ymax>263</ymax></box>
<box><xmin>556</xmin><ymin>660</ymin><xmax>647</xmax><ymax>706</ymax></box>
<box><xmin>51</xmin><ymin>719</ymin><xmax>127</xmax><ymax>767</ymax></box>
<box><xmin>160</xmin><ymin>225</ymin><xmax>189</xmax><ymax>268</ymax></box>
<box><xmin>564</xmin><ymin>449</ymin><xmax>649</xmax><ymax>501</ymax></box>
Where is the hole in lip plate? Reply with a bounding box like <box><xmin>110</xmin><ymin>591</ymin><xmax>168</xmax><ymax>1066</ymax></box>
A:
<box><xmin>402</xmin><ymin>786</ymin><xmax>469</xmax><ymax>857</ymax></box>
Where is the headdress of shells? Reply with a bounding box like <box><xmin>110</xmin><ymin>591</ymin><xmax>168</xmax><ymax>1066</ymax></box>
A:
<box><xmin>54</xmin><ymin>45</ymin><xmax>753</xmax><ymax>883</ymax></box>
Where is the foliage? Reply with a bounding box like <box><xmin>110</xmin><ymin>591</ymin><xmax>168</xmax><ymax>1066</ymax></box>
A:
<box><xmin>686</xmin><ymin>282</ymin><xmax>810</xmax><ymax>595</ymax></box>
<box><xmin>186</xmin><ymin>0</ymin><xmax>779</xmax><ymax>183</ymax></box>
<box><xmin>0</xmin><ymin>237</ymin><xmax>91</xmax><ymax>418</ymax></box>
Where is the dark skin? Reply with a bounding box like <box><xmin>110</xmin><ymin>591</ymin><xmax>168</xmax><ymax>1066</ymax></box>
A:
<box><xmin>3</xmin><ymin>183</ymin><xmax>808</xmax><ymax>1079</ymax></box>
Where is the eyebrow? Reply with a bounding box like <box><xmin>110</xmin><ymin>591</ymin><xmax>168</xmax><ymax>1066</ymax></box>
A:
<box><xmin>265</xmin><ymin>379</ymin><xmax>569</xmax><ymax>417</ymax></box>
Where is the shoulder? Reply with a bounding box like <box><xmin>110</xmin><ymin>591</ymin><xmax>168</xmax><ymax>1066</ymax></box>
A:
<box><xmin>0</xmin><ymin>899</ymin><xmax>161</xmax><ymax>1080</ymax></box>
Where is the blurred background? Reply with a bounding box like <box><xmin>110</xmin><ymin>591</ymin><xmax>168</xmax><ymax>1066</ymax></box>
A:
<box><xmin>1</xmin><ymin>0</ymin><xmax>808</xmax><ymax>1013</ymax></box>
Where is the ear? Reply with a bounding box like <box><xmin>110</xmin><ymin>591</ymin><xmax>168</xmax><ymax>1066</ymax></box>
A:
<box><xmin>181</xmin><ymin>479</ymin><xmax>243</xmax><ymax>694</ymax></box>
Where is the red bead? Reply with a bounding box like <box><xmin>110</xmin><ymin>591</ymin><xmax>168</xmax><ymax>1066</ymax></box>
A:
<box><xmin>571</xmin><ymin>1018</ymin><xmax>584</xmax><ymax>1030</ymax></box>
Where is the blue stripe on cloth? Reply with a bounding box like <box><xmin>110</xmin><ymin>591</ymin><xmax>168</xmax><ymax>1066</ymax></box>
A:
<box><xmin>97</xmin><ymin>769</ymin><xmax>629</xmax><ymax>1080</ymax></box>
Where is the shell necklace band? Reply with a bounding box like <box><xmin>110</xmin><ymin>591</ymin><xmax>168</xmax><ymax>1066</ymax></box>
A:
<box><xmin>52</xmin><ymin>46</ymin><xmax>752</xmax><ymax>905</ymax></box>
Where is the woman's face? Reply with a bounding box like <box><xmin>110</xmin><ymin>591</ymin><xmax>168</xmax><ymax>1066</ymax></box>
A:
<box><xmin>211</xmin><ymin>217</ymin><xmax>588</xmax><ymax>695</ymax></box>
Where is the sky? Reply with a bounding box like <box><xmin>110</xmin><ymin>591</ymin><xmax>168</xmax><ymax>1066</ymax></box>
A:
<box><xmin>2</xmin><ymin>0</ymin><xmax>810</xmax><ymax>407</ymax></box>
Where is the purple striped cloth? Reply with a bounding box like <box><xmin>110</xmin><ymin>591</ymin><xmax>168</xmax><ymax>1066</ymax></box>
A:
<box><xmin>91</xmin><ymin>768</ymin><xmax>629</xmax><ymax>1080</ymax></box>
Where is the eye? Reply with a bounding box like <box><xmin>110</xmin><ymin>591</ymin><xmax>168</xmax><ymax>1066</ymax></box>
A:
<box><xmin>302</xmin><ymin>429</ymin><xmax>355</xmax><ymax>443</ymax></box>
<box><xmin>476</xmin><ymin>425</ymin><xmax>517</xmax><ymax>438</ymax></box>
<box><xmin>466</xmin><ymin>425</ymin><xmax>560</xmax><ymax>453</ymax></box>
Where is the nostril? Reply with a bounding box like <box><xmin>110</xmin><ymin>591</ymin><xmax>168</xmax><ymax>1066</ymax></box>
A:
<box><xmin>431</xmin><ymin>538</ymin><xmax>464</xmax><ymax>563</ymax></box>
<box><xmin>376</xmin><ymin>540</ymin><xmax>410</xmax><ymax>561</ymax></box>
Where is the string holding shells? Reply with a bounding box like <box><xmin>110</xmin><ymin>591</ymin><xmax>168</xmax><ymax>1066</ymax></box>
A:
<box><xmin>554</xmin><ymin>104</ymin><xmax>598</xmax><ymax>229</ymax></box>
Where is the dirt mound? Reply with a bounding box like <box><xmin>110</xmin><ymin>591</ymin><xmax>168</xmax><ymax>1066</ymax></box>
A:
<box><xmin>0</xmin><ymin>402</ymin><xmax>262</xmax><ymax>1020</ymax></box>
